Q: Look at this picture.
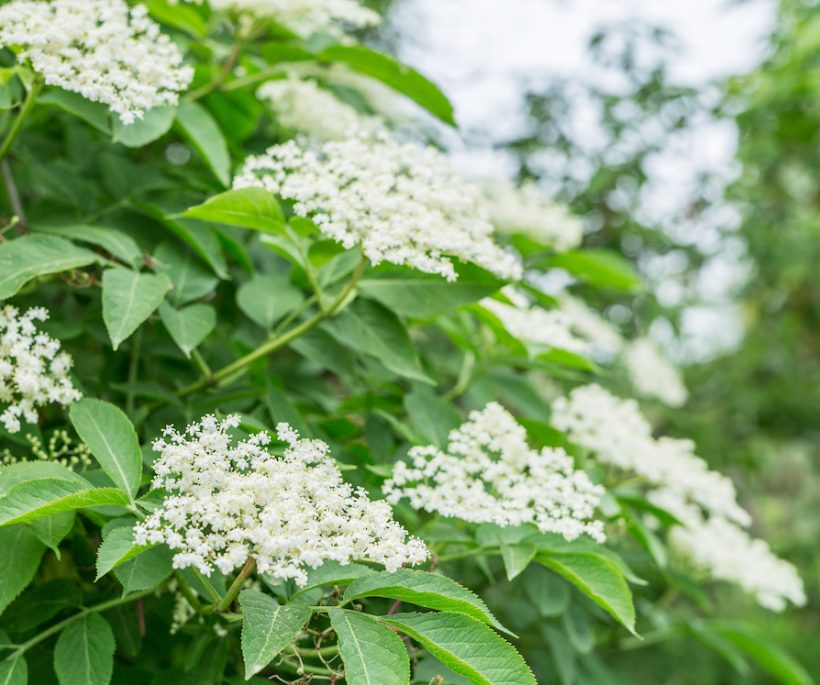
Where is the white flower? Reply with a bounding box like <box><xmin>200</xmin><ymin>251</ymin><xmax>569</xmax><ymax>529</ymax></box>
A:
<box><xmin>0</xmin><ymin>306</ymin><xmax>81</xmax><ymax>434</ymax></box>
<box><xmin>257</xmin><ymin>76</ymin><xmax>384</xmax><ymax>142</ymax></box>
<box><xmin>481</xmin><ymin>287</ymin><xmax>589</xmax><ymax>356</ymax></box>
<box><xmin>483</xmin><ymin>180</ymin><xmax>584</xmax><ymax>252</ymax></box>
<box><xmin>649</xmin><ymin>489</ymin><xmax>806</xmax><ymax>611</ymax></box>
<box><xmin>384</xmin><ymin>402</ymin><xmax>605</xmax><ymax>543</ymax></box>
<box><xmin>556</xmin><ymin>292</ymin><xmax>625</xmax><ymax>356</ymax></box>
<box><xmin>134</xmin><ymin>415</ymin><xmax>427</xmax><ymax>584</ymax></box>
<box><xmin>0</xmin><ymin>0</ymin><xmax>193</xmax><ymax>124</ymax></box>
<box><xmin>173</xmin><ymin>0</ymin><xmax>379</xmax><ymax>36</ymax></box>
<box><xmin>624</xmin><ymin>338</ymin><xmax>688</xmax><ymax>407</ymax></box>
<box><xmin>234</xmin><ymin>136</ymin><xmax>522</xmax><ymax>282</ymax></box>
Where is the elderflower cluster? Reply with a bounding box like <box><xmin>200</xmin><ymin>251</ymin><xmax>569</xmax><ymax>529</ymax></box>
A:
<box><xmin>556</xmin><ymin>292</ymin><xmax>624</xmax><ymax>356</ymax></box>
<box><xmin>257</xmin><ymin>76</ymin><xmax>384</xmax><ymax>142</ymax></box>
<box><xmin>483</xmin><ymin>180</ymin><xmax>584</xmax><ymax>252</ymax></box>
<box><xmin>134</xmin><ymin>415</ymin><xmax>427</xmax><ymax>584</ymax></box>
<box><xmin>624</xmin><ymin>338</ymin><xmax>688</xmax><ymax>407</ymax></box>
<box><xmin>0</xmin><ymin>0</ymin><xmax>193</xmax><ymax>125</ymax></box>
<box><xmin>234</xmin><ymin>137</ymin><xmax>522</xmax><ymax>281</ymax></box>
<box><xmin>0</xmin><ymin>306</ymin><xmax>81</xmax><ymax>434</ymax></box>
<box><xmin>174</xmin><ymin>0</ymin><xmax>379</xmax><ymax>36</ymax></box>
<box><xmin>649</xmin><ymin>489</ymin><xmax>806</xmax><ymax>611</ymax></box>
<box><xmin>384</xmin><ymin>402</ymin><xmax>605</xmax><ymax>542</ymax></box>
<box><xmin>482</xmin><ymin>288</ymin><xmax>589</xmax><ymax>356</ymax></box>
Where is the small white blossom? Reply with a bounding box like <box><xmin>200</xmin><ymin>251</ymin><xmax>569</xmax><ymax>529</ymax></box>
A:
<box><xmin>173</xmin><ymin>0</ymin><xmax>379</xmax><ymax>36</ymax></box>
<box><xmin>624</xmin><ymin>338</ymin><xmax>688</xmax><ymax>407</ymax></box>
<box><xmin>0</xmin><ymin>306</ymin><xmax>81</xmax><ymax>434</ymax></box>
<box><xmin>134</xmin><ymin>415</ymin><xmax>427</xmax><ymax>585</ymax></box>
<box><xmin>0</xmin><ymin>0</ymin><xmax>193</xmax><ymax>124</ymax></box>
<box><xmin>649</xmin><ymin>489</ymin><xmax>806</xmax><ymax>611</ymax></box>
<box><xmin>257</xmin><ymin>76</ymin><xmax>384</xmax><ymax>142</ymax></box>
<box><xmin>483</xmin><ymin>180</ymin><xmax>584</xmax><ymax>252</ymax></box>
<box><xmin>384</xmin><ymin>402</ymin><xmax>605</xmax><ymax>542</ymax></box>
<box><xmin>556</xmin><ymin>292</ymin><xmax>625</xmax><ymax>356</ymax></box>
<box><xmin>481</xmin><ymin>287</ymin><xmax>589</xmax><ymax>356</ymax></box>
<box><xmin>234</xmin><ymin>136</ymin><xmax>522</xmax><ymax>282</ymax></box>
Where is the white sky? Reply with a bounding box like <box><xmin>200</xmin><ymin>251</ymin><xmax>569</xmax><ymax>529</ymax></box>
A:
<box><xmin>386</xmin><ymin>0</ymin><xmax>777</xmax><ymax>360</ymax></box>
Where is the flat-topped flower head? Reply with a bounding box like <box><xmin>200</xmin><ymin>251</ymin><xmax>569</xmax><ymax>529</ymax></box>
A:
<box><xmin>0</xmin><ymin>0</ymin><xmax>193</xmax><ymax>124</ymax></box>
<box><xmin>257</xmin><ymin>76</ymin><xmax>385</xmax><ymax>142</ymax></box>
<box><xmin>234</xmin><ymin>136</ymin><xmax>523</xmax><ymax>281</ymax></box>
<box><xmin>625</xmin><ymin>337</ymin><xmax>688</xmax><ymax>407</ymax></box>
<box><xmin>483</xmin><ymin>180</ymin><xmax>584</xmax><ymax>252</ymax></box>
<box><xmin>0</xmin><ymin>306</ymin><xmax>81</xmax><ymax>433</ymax></box>
<box><xmin>134</xmin><ymin>415</ymin><xmax>427</xmax><ymax>584</ymax></box>
<box><xmin>384</xmin><ymin>402</ymin><xmax>605</xmax><ymax>542</ymax></box>
<box><xmin>173</xmin><ymin>0</ymin><xmax>379</xmax><ymax>36</ymax></box>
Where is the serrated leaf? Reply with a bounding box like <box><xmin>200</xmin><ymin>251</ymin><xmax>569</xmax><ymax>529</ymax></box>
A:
<box><xmin>239</xmin><ymin>590</ymin><xmax>312</xmax><ymax>678</ymax></box>
<box><xmin>0</xmin><ymin>479</ymin><xmax>130</xmax><ymax>526</ymax></box>
<box><xmin>175</xmin><ymin>101</ymin><xmax>230</xmax><ymax>186</ymax></box>
<box><xmin>31</xmin><ymin>224</ymin><xmax>143</xmax><ymax>269</ymax></box>
<box><xmin>3</xmin><ymin>579</ymin><xmax>82</xmax><ymax>633</ymax></box>
<box><xmin>159</xmin><ymin>302</ymin><xmax>216</xmax><ymax>357</ymax></box>
<box><xmin>290</xmin><ymin>561</ymin><xmax>375</xmax><ymax>599</ymax></box>
<box><xmin>535</xmin><ymin>552</ymin><xmax>636</xmax><ymax>634</ymax></box>
<box><xmin>112</xmin><ymin>105</ymin><xmax>176</xmax><ymax>147</ymax></box>
<box><xmin>54</xmin><ymin>613</ymin><xmax>115</xmax><ymax>685</ymax></box>
<box><xmin>383</xmin><ymin>612</ymin><xmax>536</xmax><ymax>685</ymax></box>
<box><xmin>114</xmin><ymin>545</ymin><xmax>173</xmax><ymax>596</ymax></box>
<box><xmin>501</xmin><ymin>543</ymin><xmax>537</xmax><ymax>581</ymax></box>
<box><xmin>523</xmin><ymin>565</ymin><xmax>570</xmax><ymax>617</ymax></box>
<box><xmin>96</xmin><ymin>525</ymin><xmax>157</xmax><ymax>580</ymax></box>
<box><xmin>69</xmin><ymin>398</ymin><xmax>142</xmax><ymax>498</ymax></box>
<box><xmin>154</xmin><ymin>240</ymin><xmax>219</xmax><ymax>305</ymax></box>
<box><xmin>236</xmin><ymin>272</ymin><xmax>303</xmax><ymax>330</ymax></box>
<box><xmin>0</xmin><ymin>234</ymin><xmax>98</xmax><ymax>301</ymax></box>
<box><xmin>329</xmin><ymin>608</ymin><xmax>409</xmax><ymax>685</ymax></box>
<box><xmin>0</xmin><ymin>526</ymin><xmax>45</xmax><ymax>616</ymax></box>
<box><xmin>344</xmin><ymin>569</ymin><xmax>509</xmax><ymax>635</ymax></box>
<box><xmin>182</xmin><ymin>188</ymin><xmax>285</xmax><ymax>232</ymax></box>
<box><xmin>0</xmin><ymin>655</ymin><xmax>27</xmax><ymax>685</ymax></box>
<box><xmin>0</xmin><ymin>462</ymin><xmax>89</xmax><ymax>496</ymax></box>
<box><xmin>102</xmin><ymin>268</ymin><xmax>171</xmax><ymax>350</ymax></box>
<box><xmin>30</xmin><ymin>511</ymin><xmax>75</xmax><ymax>557</ymax></box>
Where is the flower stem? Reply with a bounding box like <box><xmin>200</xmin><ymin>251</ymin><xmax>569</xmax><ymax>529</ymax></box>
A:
<box><xmin>216</xmin><ymin>558</ymin><xmax>256</xmax><ymax>613</ymax></box>
<box><xmin>0</xmin><ymin>80</ymin><xmax>42</xmax><ymax>162</ymax></box>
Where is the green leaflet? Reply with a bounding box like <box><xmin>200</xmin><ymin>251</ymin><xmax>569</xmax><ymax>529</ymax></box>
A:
<box><xmin>329</xmin><ymin>608</ymin><xmax>409</xmax><ymax>685</ymax></box>
<box><xmin>101</xmin><ymin>268</ymin><xmax>171</xmax><ymax>350</ymax></box>
<box><xmin>236</xmin><ymin>272</ymin><xmax>303</xmax><ymax>330</ymax></box>
<box><xmin>69</xmin><ymin>398</ymin><xmax>142</xmax><ymax>498</ymax></box>
<box><xmin>239</xmin><ymin>590</ymin><xmax>312</xmax><ymax>678</ymax></box>
<box><xmin>31</xmin><ymin>224</ymin><xmax>142</xmax><ymax>269</ymax></box>
<box><xmin>0</xmin><ymin>526</ymin><xmax>45</xmax><ymax>616</ymax></box>
<box><xmin>175</xmin><ymin>101</ymin><xmax>230</xmax><ymax>186</ymax></box>
<box><xmin>383</xmin><ymin>612</ymin><xmax>536</xmax><ymax>685</ymax></box>
<box><xmin>54</xmin><ymin>614</ymin><xmax>115</xmax><ymax>685</ymax></box>
<box><xmin>114</xmin><ymin>545</ymin><xmax>173</xmax><ymax>596</ymax></box>
<box><xmin>182</xmin><ymin>187</ymin><xmax>285</xmax><ymax>232</ymax></box>
<box><xmin>159</xmin><ymin>302</ymin><xmax>216</xmax><ymax>357</ymax></box>
<box><xmin>546</xmin><ymin>249</ymin><xmax>642</xmax><ymax>292</ymax></box>
<box><xmin>96</xmin><ymin>525</ymin><xmax>157</xmax><ymax>580</ymax></box>
<box><xmin>112</xmin><ymin>105</ymin><xmax>176</xmax><ymax>147</ymax></box>
<box><xmin>0</xmin><ymin>655</ymin><xmax>27</xmax><ymax>685</ymax></box>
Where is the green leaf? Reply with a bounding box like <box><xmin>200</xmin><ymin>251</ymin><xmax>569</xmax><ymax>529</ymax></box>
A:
<box><xmin>329</xmin><ymin>608</ymin><xmax>409</xmax><ymax>685</ymax></box>
<box><xmin>30</xmin><ymin>511</ymin><xmax>75</xmax><ymax>557</ymax></box>
<box><xmin>0</xmin><ymin>526</ymin><xmax>45</xmax><ymax>616</ymax></box>
<box><xmin>0</xmin><ymin>462</ymin><xmax>89</xmax><ymax>496</ymax></box>
<box><xmin>0</xmin><ymin>479</ymin><xmax>130</xmax><ymax>526</ymax></box>
<box><xmin>501</xmin><ymin>543</ymin><xmax>537</xmax><ymax>581</ymax></box>
<box><xmin>323</xmin><ymin>299</ymin><xmax>432</xmax><ymax>383</ymax></box>
<box><xmin>96</xmin><ymin>525</ymin><xmax>157</xmax><ymax>580</ymax></box>
<box><xmin>383</xmin><ymin>612</ymin><xmax>536</xmax><ymax>685</ymax></box>
<box><xmin>0</xmin><ymin>234</ymin><xmax>98</xmax><ymax>301</ymax></box>
<box><xmin>319</xmin><ymin>45</ymin><xmax>456</xmax><ymax>126</ymax></box>
<box><xmin>236</xmin><ymin>272</ymin><xmax>303</xmax><ymax>330</ymax></box>
<box><xmin>31</xmin><ymin>224</ymin><xmax>143</xmax><ymax>269</ymax></box>
<box><xmin>69</xmin><ymin>398</ymin><xmax>142</xmax><ymax>498</ymax></box>
<box><xmin>2</xmin><ymin>579</ymin><xmax>82</xmax><ymax>633</ymax></box>
<box><xmin>523</xmin><ymin>566</ymin><xmax>570</xmax><ymax>618</ymax></box>
<box><xmin>0</xmin><ymin>655</ymin><xmax>27</xmax><ymax>685</ymax></box>
<box><xmin>39</xmin><ymin>88</ymin><xmax>111</xmax><ymax>133</ymax></box>
<box><xmin>101</xmin><ymin>268</ymin><xmax>171</xmax><ymax>350</ymax></box>
<box><xmin>54</xmin><ymin>613</ymin><xmax>115</xmax><ymax>685</ymax></box>
<box><xmin>112</xmin><ymin>106</ymin><xmax>176</xmax><ymax>147</ymax></box>
<box><xmin>360</xmin><ymin>263</ymin><xmax>503</xmax><ymax>319</ymax></box>
<box><xmin>563</xmin><ymin>604</ymin><xmax>595</xmax><ymax>654</ymax></box>
<box><xmin>114</xmin><ymin>545</ymin><xmax>173</xmax><ymax>596</ymax></box>
<box><xmin>175</xmin><ymin>101</ymin><xmax>230</xmax><ymax>186</ymax></box>
<box><xmin>182</xmin><ymin>188</ymin><xmax>285</xmax><ymax>232</ymax></box>
<box><xmin>159</xmin><ymin>302</ymin><xmax>216</xmax><ymax>357</ymax></box>
<box><xmin>535</xmin><ymin>552</ymin><xmax>636</xmax><ymax>634</ymax></box>
<box><xmin>154</xmin><ymin>240</ymin><xmax>219</xmax><ymax>305</ymax></box>
<box><xmin>145</xmin><ymin>0</ymin><xmax>207</xmax><ymax>36</ymax></box>
<box><xmin>239</xmin><ymin>590</ymin><xmax>312</xmax><ymax>678</ymax></box>
<box><xmin>404</xmin><ymin>386</ymin><xmax>461</xmax><ymax>449</ymax></box>
<box><xmin>547</xmin><ymin>249</ymin><xmax>642</xmax><ymax>291</ymax></box>
<box><xmin>711</xmin><ymin>625</ymin><xmax>814</xmax><ymax>685</ymax></box>
<box><xmin>344</xmin><ymin>569</ymin><xmax>509</xmax><ymax>634</ymax></box>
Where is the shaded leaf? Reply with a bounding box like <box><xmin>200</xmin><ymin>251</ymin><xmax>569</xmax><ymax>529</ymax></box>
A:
<box><xmin>329</xmin><ymin>608</ymin><xmax>409</xmax><ymax>685</ymax></box>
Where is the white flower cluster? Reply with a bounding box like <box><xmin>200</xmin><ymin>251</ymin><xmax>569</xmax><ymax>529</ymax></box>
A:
<box><xmin>551</xmin><ymin>384</ymin><xmax>805</xmax><ymax>609</ymax></box>
<box><xmin>556</xmin><ymin>292</ymin><xmax>624</xmax><ymax>356</ymax></box>
<box><xmin>384</xmin><ymin>402</ymin><xmax>605</xmax><ymax>542</ymax></box>
<box><xmin>649</xmin><ymin>489</ymin><xmax>806</xmax><ymax>611</ymax></box>
<box><xmin>483</xmin><ymin>180</ymin><xmax>584</xmax><ymax>252</ymax></box>
<box><xmin>257</xmin><ymin>76</ymin><xmax>384</xmax><ymax>142</ymax></box>
<box><xmin>625</xmin><ymin>338</ymin><xmax>688</xmax><ymax>407</ymax></box>
<box><xmin>481</xmin><ymin>288</ymin><xmax>589</xmax><ymax>356</ymax></box>
<box><xmin>0</xmin><ymin>307</ymin><xmax>81</xmax><ymax>434</ymax></box>
<box><xmin>174</xmin><ymin>0</ymin><xmax>379</xmax><ymax>36</ymax></box>
<box><xmin>0</xmin><ymin>0</ymin><xmax>193</xmax><ymax>125</ymax></box>
<box><xmin>234</xmin><ymin>137</ymin><xmax>522</xmax><ymax>281</ymax></box>
<box><xmin>134</xmin><ymin>415</ymin><xmax>427</xmax><ymax>584</ymax></box>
